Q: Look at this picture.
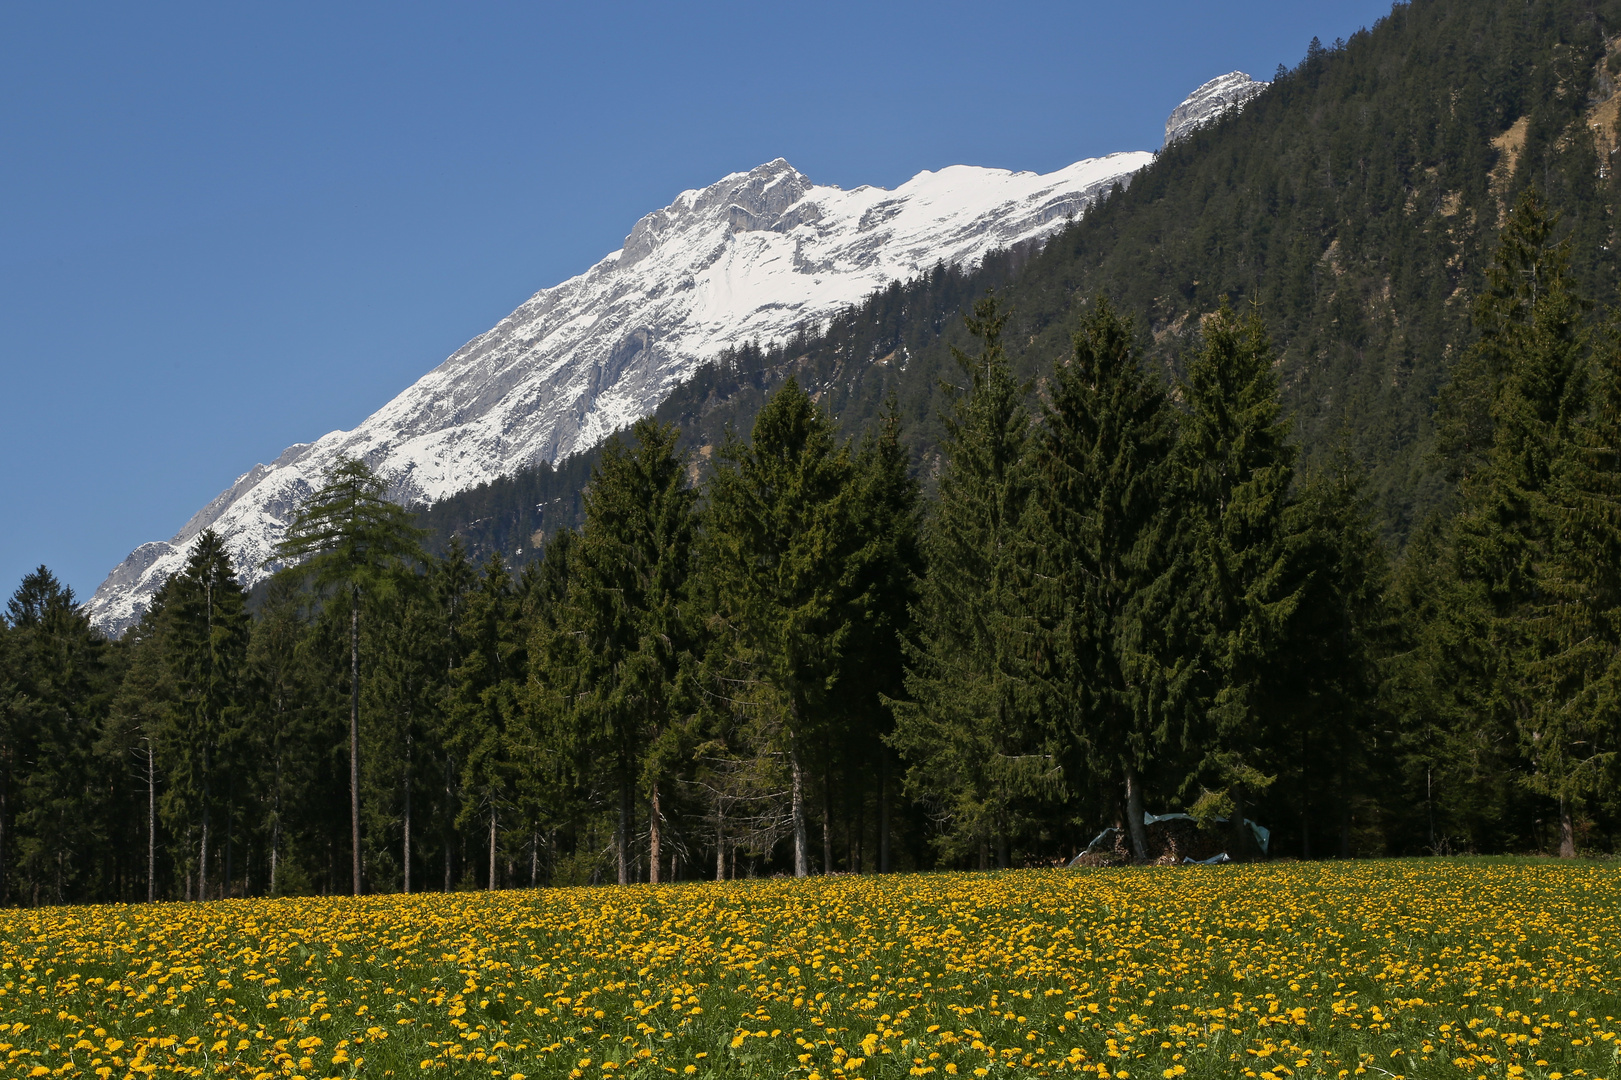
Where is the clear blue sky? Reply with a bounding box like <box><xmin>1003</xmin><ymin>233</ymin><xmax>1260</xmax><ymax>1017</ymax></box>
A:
<box><xmin>0</xmin><ymin>0</ymin><xmax>1396</xmax><ymax>605</ymax></box>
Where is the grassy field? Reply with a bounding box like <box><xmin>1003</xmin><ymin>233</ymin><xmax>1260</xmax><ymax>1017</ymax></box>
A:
<box><xmin>0</xmin><ymin>860</ymin><xmax>1616</xmax><ymax>1080</ymax></box>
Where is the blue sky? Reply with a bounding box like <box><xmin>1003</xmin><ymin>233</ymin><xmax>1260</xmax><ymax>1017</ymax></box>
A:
<box><xmin>0</xmin><ymin>0</ymin><xmax>1396</xmax><ymax>604</ymax></box>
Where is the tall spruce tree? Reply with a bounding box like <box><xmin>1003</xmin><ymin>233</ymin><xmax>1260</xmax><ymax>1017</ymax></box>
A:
<box><xmin>1538</xmin><ymin>321</ymin><xmax>1621</xmax><ymax>852</ymax></box>
<box><xmin>1176</xmin><ymin>304</ymin><xmax>1301</xmax><ymax>857</ymax></box>
<box><xmin>555</xmin><ymin>420</ymin><xmax>695</xmax><ymax>884</ymax></box>
<box><xmin>245</xmin><ymin>571</ymin><xmax>317</xmax><ymax>896</ymax></box>
<box><xmin>429</xmin><ymin>538</ymin><xmax>477</xmax><ymax>891</ymax></box>
<box><xmin>845</xmin><ymin>401</ymin><xmax>922</xmax><ymax>873</ymax></box>
<box><xmin>158</xmin><ymin>530</ymin><xmax>250</xmax><ymax>899</ymax></box>
<box><xmin>891</xmin><ymin>296</ymin><xmax>1050</xmax><ymax>868</ymax></box>
<box><xmin>1275</xmin><ymin>452</ymin><xmax>1391</xmax><ymax>856</ymax></box>
<box><xmin>362</xmin><ymin>573</ymin><xmax>439</xmax><ymax>893</ymax></box>
<box><xmin>1033</xmin><ymin>297</ymin><xmax>1178</xmax><ymax>860</ymax></box>
<box><xmin>1444</xmin><ymin>191</ymin><xmax>1593</xmax><ymax>855</ymax></box>
<box><xmin>106</xmin><ymin>589</ymin><xmax>176</xmax><ymax>902</ymax></box>
<box><xmin>271</xmin><ymin>456</ymin><xmax>425</xmax><ymax>894</ymax></box>
<box><xmin>4</xmin><ymin>567</ymin><xmax>109</xmax><ymax>903</ymax></box>
<box><xmin>447</xmin><ymin>556</ymin><xmax>525</xmax><ymax>888</ymax></box>
<box><xmin>702</xmin><ymin>379</ymin><xmax>863</xmax><ymax>877</ymax></box>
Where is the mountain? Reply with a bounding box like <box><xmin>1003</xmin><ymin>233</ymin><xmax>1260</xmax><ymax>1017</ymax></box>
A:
<box><xmin>420</xmin><ymin>0</ymin><xmax>1621</xmax><ymax>574</ymax></box>
<box><xmin>91</xmin><ymin>142</ymin><xmax>1186</xmax><ymax>633</ymax></box>
<box><xmin>1162</xmin><ymin>72</ymin><xmax>1267</xmax><ymax>147</ymax></box>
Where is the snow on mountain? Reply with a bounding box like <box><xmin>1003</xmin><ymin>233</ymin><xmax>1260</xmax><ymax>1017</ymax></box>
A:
<box><xmin>88</xmin><ymin>152</ymin><xmax>1150</xmax><ymax>634</ymax></box>
<box><xmin>91</xmin><ymin>76</ymin><xmax>1249</xmax><ymax>636</ymax></box>
<box><xmin>1163</xmin><ymin>72</ymin><xmax>1268</xmax><ymax>147</ymax></box>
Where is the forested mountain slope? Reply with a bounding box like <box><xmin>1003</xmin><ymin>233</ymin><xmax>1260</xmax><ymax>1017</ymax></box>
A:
<box><xmin>426</xmin><ymin>0</ymin><xmax>1621</xmax><ymax>562</ymax></box>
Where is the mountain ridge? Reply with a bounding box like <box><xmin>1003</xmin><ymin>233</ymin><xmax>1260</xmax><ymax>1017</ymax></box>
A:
<box><xmin>89</xmin><ymin>74</ymin><xmax>1265</xmax><ymax>635</ymax></box>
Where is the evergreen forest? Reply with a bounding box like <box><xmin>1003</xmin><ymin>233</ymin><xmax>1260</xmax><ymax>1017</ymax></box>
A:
<box><xmin>5</xmin><ymin>0</ymin><xmax>1621</xmax><ymax>904</ymax></box>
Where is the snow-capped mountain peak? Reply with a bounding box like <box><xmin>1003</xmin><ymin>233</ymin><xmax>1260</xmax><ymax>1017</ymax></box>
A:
<box><xmin>1163</xmin><ymin>72</ymin><xmax>1268</xmax><ymax>147</ymax></box>
<box><xmin>89</xmin><ymin>75</ymin><xmax>1250</xmax><ymax>636</ymax></box>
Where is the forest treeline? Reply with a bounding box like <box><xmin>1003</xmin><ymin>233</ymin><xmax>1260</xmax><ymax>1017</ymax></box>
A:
<box><xmin>3</xmin><ymin>193</ymin><xmax>1620</xmax><ymax>905</ymax></box>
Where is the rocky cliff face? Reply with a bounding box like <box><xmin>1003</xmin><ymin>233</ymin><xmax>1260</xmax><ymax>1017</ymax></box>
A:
<box><xmin>89</xmin><ymin>75</ymin><xmax>1241</xmax><ymax>636</ymax></box>
<box><xmin>1163</xmin><ymin>72</ymin><xmax>1268</xmax><ymax>147</ymax></box>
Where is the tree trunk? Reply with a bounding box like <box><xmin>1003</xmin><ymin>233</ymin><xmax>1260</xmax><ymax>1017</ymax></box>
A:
<box><xmin>851</xmin><ymin>772</ymin><xmax>864</xmax><ymax>874</ymax></box>
<box><xmin>715</xmin><ymin>816</ymin><xmax>726</xmax><ymax>881</ymax></box>
<box><xmin>271</xmin><ymin>700</ymin><xmax>283</xmax><ymax>896</ymax></box>
<box><xmin>878</xmin><ymin>752</ymin><xmax>890</xmax><ymax>874</ymax></box>
<box><xmin>790</xmin><ymin>743</ymin><xmax>809</xmax><ymax>878</ymax></box>
<box><xmin>146</xmin><ymin>741</ymin><xmax>156</xmax><ymax>903</ymax></box>
<box><xmin>402</xmin><ymin>726</ymin><xmax>413</xmax><ymax>894</ymax></box>
<box><xmin>649</xmin><ymin>781</ymin><xmax>662</xmax><ymax>884</ymax></box>
<box><xmin>0</xmin><ymin>743</ymin><xmax>8</xmax><ymax>905</ymax></box>
<box><xmin>1558</xmin><ymin>794</ymin><xmax>1576</xmax><ymax>858</ymax></box>
<box><xmin>224</xmin><ymin>802</ymin><xmax>234</xmax><ymax>898</ymax></box>
<box><xmin>200</xmin><ymin>804</ymin><xmax>211</xmax><ymax>901</ymax></box>
<box><xmin>1299</xmin><ymin>732</ymin><xmax>1311</xmax><ymax>860</ymax></box>
<box><xmin>444</xmin><ymin>759</ymin><xmax>454</xmax><ymax>892</ymax></box>
<box><xmin>1425</xmin><ymin>766</ymin><xmax>1436</xmax><ymax>854</ymax></box>
<box><xmin>617</xmin><ymin>754</ymin><xmax>631</xmax><ymax>886</ymax></box>
<box><xmin>1124</xmin><ymin>762</ymin><xmax>1149</xmax><ymax>862</ymax></box>
<box><xmin>488</xmin><ymin>809</ymin><xmax>498</xmax><ymax>889</ymax></box>
<box><xmin>349</xmin><ymin>589</ymin><xmax>363</xmax><ymax>896</ymax></box>
<box><xmin>822</xmin><ymin>767</ymin><xmax>834</xmax><ymax>874</ymax></box>
<box><xmin>1231</xmin><ymin>786</ymin><xmax>1253</xmax><ymax>861</ymax></box>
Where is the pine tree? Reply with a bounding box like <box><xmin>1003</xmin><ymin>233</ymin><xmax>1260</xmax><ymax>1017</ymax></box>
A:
<box><xmin>1274</xmin><ymin>451</ymin><xmax>1391</xmax><ymax>856</ymax></box>
<box><xmin>245</xmin><ymin>571</ymin><xmax>318</xmax><ymax>896</ymax></box>
<box><xmin>1177</xmin><ymin>304</ymin><xmax>1301</xmax><ymax>857</ymax></box>
<box><xmin>4</xmin><ymin>567</ymin><xmax>109</xmax><ymax>903</ymax></box>
<box><xmin>845</xmin><ymin>400</ymin><xmax>922</xmax><ymax>873</ymax></box>
<box><xmin>271</xmin><ymin>455</ymin><xmax>425</xmax><ymax>893</ymax></box>
<box><xmin>0</xmin><ymin>594</ymin><xmax>17</xmax><ymax>902</ymax></box>
<box><xmin>158</xmin><ymin>530</ymin><xmax>250</xmax><ymax>899</ymax></box>
<box><xmin>1033</xmin><ymin>297</ymin><xmax>1177</xmax><ymax>860</ymax></box>
<box><xmin>362</xmin><ymin>570</ymin><xmax>439</xmax><ymax>893</ymax></box>
<box><xmin>105</xmin><ymin>589</ymin><xmax>176</xmax><ymax>901</ymax></box>
<box><xmin>891</xmin><ymin>296</ymin><xmax>1050</xmax><ymax>867</ymax></box>
<box><xmin>1446</xmin><ymin>190</ymin><xmax>1591</xmax><ymax>855</ymax></box>
<box><xmin>702</xmin><ymin>378</ymin><xmax>863</xmax><ymax>877</ymax></box>
<box><xmin>447</xmin><ymin>556</ymin><xmax>525</xmax><ymax>889</ymax></box>
<box><xmin>1537</xmin><ymin>322</ymin><xmax>1621</xmax><ymax>852</ymax></box>
<box><xmin>532</xmin><ymin>420</ymin><xmax>697</xmax><ymax>884</ymax></box>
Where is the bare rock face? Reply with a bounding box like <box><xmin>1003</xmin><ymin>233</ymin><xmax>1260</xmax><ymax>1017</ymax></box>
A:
<box><xmin>1163</xmin><ymin>71</ymin><xmax>1268</xmax><ymax>148</ymax></box>
<box><xmin>90</xmin><ymin>72</ymin><xmax>1241</xmax><ymax>636</ymax></box>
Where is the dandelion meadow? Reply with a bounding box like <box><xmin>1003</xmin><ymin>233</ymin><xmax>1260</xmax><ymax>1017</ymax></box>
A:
<box><xmin>1</xmin><ymin>861</ymin><xmax>1617</xmax><ymax>1080</ymax></box>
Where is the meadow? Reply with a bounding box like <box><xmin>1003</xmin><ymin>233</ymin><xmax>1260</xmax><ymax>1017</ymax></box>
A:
<box><xmin>0</xmin><ymin>860</ymin><xmax>1616</xmax><ymax>1080</ymax></box>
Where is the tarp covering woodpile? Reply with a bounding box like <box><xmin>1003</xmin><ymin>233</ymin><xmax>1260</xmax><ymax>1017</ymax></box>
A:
<box><xmin>1067</xmin><ymin>812</ymin><xmax>1270</xmax><ymax>867</ymax></box>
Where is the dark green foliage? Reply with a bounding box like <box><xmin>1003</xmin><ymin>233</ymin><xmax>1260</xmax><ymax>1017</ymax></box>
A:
<box><xmin>415</xmin><ymin>452</ymin><xmax>597</xmax><ymax>567</ymax></box>
<box><xmin>530</xmin><ymin>419</ymin><xmax>697</xmax><ymax>885</ymax></box>
<box><xmin>1</xmin><ymin>568</ymin><xmax>111</xmax><ymax>904</ymax></box>
<box><xmin>1396</xmin><ymin>190</ymin><xmax>1607</xmax><ymax>855</ymax></box>
<box><xmin>1031</xmin><ymin>297</ymin><xmax>1178</xmax><ymax>860</ymax></box>
<box><xmin>445</xmin><ymin>556</ymin><xmax>527</xmax><ymax>888</ymax></box>
<box><xmin>1175</xmin><ymin>306</ymin><xmax>1303</xmax><ymax>852</ymax></box>
<box><xmin>701</xmin><ymin>378</ymin><xmax>872</xmax><ymax>876</ymax></box>
<box><xmin>272</xmin><ymin>455</ymin><xmax>427</xmax><ymax>894</ymax></box>
<box><xmin>891</xmin><ymin>297</ymin><xmax>1053</xmax><ymax>867</ymax></box>
<box><xmin>154</xmin><ymin>530</ymin><xmax>250</xmax><ymax>897</ymax></box>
